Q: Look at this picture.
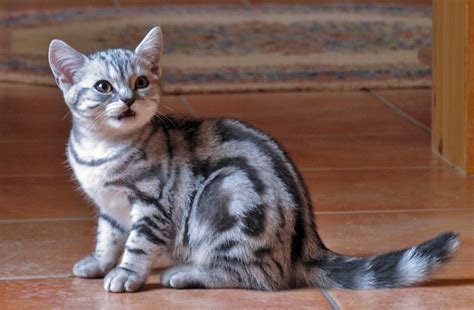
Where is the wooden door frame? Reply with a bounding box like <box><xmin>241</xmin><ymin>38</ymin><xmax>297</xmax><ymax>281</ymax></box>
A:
<box><xmin>432</xmin><ymin>0</ymin><xmax>474</xmax><ymax>174</ymax></box>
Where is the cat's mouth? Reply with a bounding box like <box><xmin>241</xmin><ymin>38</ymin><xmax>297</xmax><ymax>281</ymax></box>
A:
<box><xmin>116</xmin><ymin>109</ymin><xmax>136</xmax><ymax>120</ymax></box>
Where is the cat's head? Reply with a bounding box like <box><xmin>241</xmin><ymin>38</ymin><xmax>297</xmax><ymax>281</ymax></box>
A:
<box><xmin>48</xmin><ymin>27</ymin><xmax>163</xmax><ymax>136</ymax></box>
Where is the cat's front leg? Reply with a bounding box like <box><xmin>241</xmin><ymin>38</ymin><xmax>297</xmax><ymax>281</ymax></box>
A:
<box><xmin>73</xmin><ymin>212</ymin><xmax>129</xmax><ymax>278</ymax></box>
<box><xmin>104</xmin><ymin>203</ymin><xmax>173</xmax><ymax>293</ymax></box>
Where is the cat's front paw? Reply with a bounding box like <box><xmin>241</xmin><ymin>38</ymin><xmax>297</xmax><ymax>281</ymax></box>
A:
<box><xmin>73</xmin><ymin>255</ymin><xmax>108</xmax><ymax>278</ymax></box>
<box><xmin>104</xmin><ymin>267</ymin><xmax>145</xmax><ymax>293</ymax></box>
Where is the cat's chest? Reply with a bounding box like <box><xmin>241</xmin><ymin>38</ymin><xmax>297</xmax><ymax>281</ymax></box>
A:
<box><xmin>70</xmin><ymin>157</ymin><xmax>133</xmax><ymax>212</ymax></box>
<box><xmin>67</xmin><ymin>137</ymin><xmax>135</xmax><ymax>209</ymax></box>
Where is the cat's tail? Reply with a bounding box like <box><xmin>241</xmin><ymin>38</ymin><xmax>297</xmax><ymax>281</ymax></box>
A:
<box><xmin>306</xmin><ymin>232</ymin><xmax>459</xmax><ymax>289</ymax></box>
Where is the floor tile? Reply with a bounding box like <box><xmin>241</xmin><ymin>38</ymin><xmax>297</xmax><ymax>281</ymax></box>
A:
<box><xmin>0</xmin><ymin>176</ymin><xmax>94</xmax><ymax>220</ymax></box>
<box><xmin>0</xmin><ymin>277</ymin><xmax>331</xmax><ymax>310</ymax></box>
<box><xmin>184</xmin><ymin>92</ymin><xmax>425</xmax><ymax>138</ymax></box>
<box><xmin>0</xmin><ymin>220</ymin><xmax>95</xmax><ymax>278</ymax></box>
<box><xmin>0</xmin><ymin>140</ymin><xmax>67</xmax><ymax>176</ymax></box>
<box><xmin>318</xmin><ymin>210</ymin><xmax>474</xmax><ymax>308</ymax></box>
<box><xmin>0</xmin><ymin>219</ymin><xmax>331</xmax><ymax>308</ymax></box>
<box><xmin>428</xmin><ymin>263</ymin><xmax>474</xmax><ymax>281</ymax></box>
<box><xmin>316</xmin><ymin>210</ymin><xmax>473</xmax><ymax>264</ymax></box>
<box><xmin>0</xmin><ymin>84</ymin><xmax>186</xmax><ymax>141</ymax></box>
<box><xmin>303</xmin><ymin>167</ymin><xmax>473</xmax><ymax>212</ymax></box>
<box><xmin>3</xmin><ymin>210</ymin><xmax>470</xmax><ymax>280</ymax></box>
<box><xmin>281</xmin><ymin>134</ymin><xmax>442</xmax><ymax>170</ymax></box>
<box><xmin>372</xmin><ymin>88</ymin><xmax>432</xmax><ymax>129</ymax></box>
<box><xmin>329</xmin><ymin>283</ymin><xmax>474</xmax><ymax>310</ymax></box>
<box><xmin>0</xmin><ymin>84</ymin><xmax>70</xmax><ymax>141</ymax></box>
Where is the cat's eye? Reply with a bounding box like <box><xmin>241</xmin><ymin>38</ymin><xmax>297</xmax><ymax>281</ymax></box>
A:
<box><xmin>94</xmin><ymin>80</ymin><xmax>113</xmax><ymax>93</ymax></box>
<box><xmin>135</xmin><ymin>76</ymin><xmax>149</xmax><ymax>89</ymax></box>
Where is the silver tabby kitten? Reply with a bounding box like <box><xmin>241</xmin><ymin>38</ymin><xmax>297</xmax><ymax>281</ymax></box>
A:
<box><xmin>48</xmin><ymin>27</ymin><xmax>459</xmax><ymax>293</ymax></box>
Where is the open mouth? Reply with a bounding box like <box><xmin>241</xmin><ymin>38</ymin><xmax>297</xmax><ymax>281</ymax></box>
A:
<box><xmin>116</xmin><ymin>109</ymin><xmax>136</xmax><ymax>120</ymax></box>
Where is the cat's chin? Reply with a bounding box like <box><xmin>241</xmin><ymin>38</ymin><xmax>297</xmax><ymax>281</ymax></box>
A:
<box><xmin>116</xmin><ymin>109</ymin><xmax>136</xmax><ymax>120</ymax></box>
<box><xmin>105</xmin><ymin>114</ymin><xmax>150</xmax><ymax>134</ymax></box>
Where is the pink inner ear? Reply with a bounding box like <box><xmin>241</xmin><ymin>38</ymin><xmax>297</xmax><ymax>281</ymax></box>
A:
<box><xmin>135</xmin><ymin>27</ymin><xmax>163</xmax><ymax>65</ymax></box>
<box><xmin>50</xmin><ymin>43</ymin><xmax>84</xmax><ymax>85</ymax></box>
<box><xmin>51</xmin><ymin>53</ymin><xmax>74</xmax><ymax>84</ymax></box>
<box><xmin>137</xmin><ymin>40</ymin><xmax>162</xmax><ymax>64</ymax></box>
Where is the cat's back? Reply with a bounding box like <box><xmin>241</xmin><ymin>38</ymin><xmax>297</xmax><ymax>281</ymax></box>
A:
<box><xmin>166</xmin><ymin>115</ymin><xmax>307</xmax><ymax>208</ymax></box>
<box><xmin>165</xmin><ymin>116</ymin><xmax>288</xmax><ymax>161</ymax></box>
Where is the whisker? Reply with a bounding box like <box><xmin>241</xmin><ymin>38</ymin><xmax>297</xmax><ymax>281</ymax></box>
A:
<box><xmin>62</xmin><ymin>111</ymin><xmax>71</xmax><ymax>120</ymax></box>
<box><xmin>160</xmin><ymin>105</ymin><xmax>174</xmax><ymax>112</ymax></box>
<box><xmin>155</xmin><ymin>112</ymin><xmax>176</xmax><ymax>129</ymax></box>
<box><xmin>85</xmin><ymin>113</ymin><xmax>105</xmax><ymax>131</ymax></box>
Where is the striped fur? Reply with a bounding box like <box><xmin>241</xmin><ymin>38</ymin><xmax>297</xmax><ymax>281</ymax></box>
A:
<box><xmin>49</xmin><ymin>27</ymin><xmax>459</xmax><ymax>293</ymax></box>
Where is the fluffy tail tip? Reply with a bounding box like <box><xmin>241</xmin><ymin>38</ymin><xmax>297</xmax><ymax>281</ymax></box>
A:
<box><xmin>308</xmin><ymin>232</ymin><xmax>460</xmax><ymax>290</ymax></box>
<box><xmin>422</xmin><ymin>231</ymin><xmax>460</xmax><ymax>263</ymax></box>
<box><xmin>399</xmin><ymin>232</ymin><xmax>460</xmax><ymax>286</ymax></box>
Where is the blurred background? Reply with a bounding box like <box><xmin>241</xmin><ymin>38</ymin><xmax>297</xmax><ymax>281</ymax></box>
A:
<box><xmin>0</xmin><ymin>0</ymin><xmax>432</xmax><ymax>94</ymax></box>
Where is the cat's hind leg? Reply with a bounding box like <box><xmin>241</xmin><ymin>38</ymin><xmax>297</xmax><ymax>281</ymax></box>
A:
<box><xmin>160</xmin><ymin>258</ymin><xmax>283</xmax><ymax>291</ymax></box>
<box><xmin>160</xmin><ymin>264</ymin><xmax>239</xmax><ymax>289</ymax></box>
<box><xmin>171</xmin><ymin>167</ymin><xmax>289</xmax><ymax>291</ymax></box>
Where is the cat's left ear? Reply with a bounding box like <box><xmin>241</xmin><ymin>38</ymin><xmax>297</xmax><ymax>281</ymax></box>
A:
<box><xmin>135</xmin><ymin>26</ymin><xmax>163</xmax><ymax>66</ymax></box>
<box><xmin>48</xmin><ymin>40</ymin><xmax>87</xmax><ymax>92</ymax></box>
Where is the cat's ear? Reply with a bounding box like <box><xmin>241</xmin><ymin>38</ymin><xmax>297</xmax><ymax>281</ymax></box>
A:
<box><xmin>48</xmin><ymin>40</ymin><xmax>87</xmax><ymax>92</ymax></box>
<box><xmin>135</xmin><ymin>26</ymin><xmax>163</xmax><ymax>66</ymax></box>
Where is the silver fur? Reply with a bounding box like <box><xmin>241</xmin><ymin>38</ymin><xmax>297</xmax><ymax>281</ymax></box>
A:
<box><xmin>48</xmin><ymin>27</ymin><xmax>460</xmax><ymax>293</ymax></box>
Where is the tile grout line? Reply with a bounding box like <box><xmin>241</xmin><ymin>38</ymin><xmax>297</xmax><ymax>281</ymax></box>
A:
<box><xmin>0</xmin><ymin>166</ymin><xmax>445</xmax><ymax>179</ymax></box>
<box><xmin>0</xmin><ymin>132</ymin><xmax>431</xmax><ymax>144</ymax></box>
<box><xmin>321</xmin><ymin>289</ymin><xmax>341</xmax><ymax>310</ymax></box>
<box><xmin>0</xmin><ymin>174</ymin><xmax>68</xmax><ymax>178</ymax></box>
<box><xmin>367</xmin><ymin>90</ymin><xmax>431</xmax><ymax>133</ymax></box>
<box><xmin>1</xmin><ymin>208</ymin><xmax>471</xmax><ymax>225</ymax></box>
<box><xmin>0</xmin><ymin>274</ymin><xmax>71</xmax><ymax>281</ymax></box>
<box><xmin>277</xmin><ymin>133</ymin><xmax>429</xmax><ymax>138</ymax></box>
<box><xmin>0</xmin><ymin>139</ymin><xmax>67</xmax><ymax>144</ymax></box>
<box><xmin>430</xmin><ymin>150</ymin><xmax>470</xmax><ymax>176</ymax></box>
<box><xmin>301</xmin><ymin>166</ymin><xmax>436</xmax><ymax>172</ymax></box>
<box><xmin>314</xmin><ymin>207</ymin><xmax>472</xmax><ymax>215</ymax></box>
<box><xmin>177</xmin><ymin>95</ymin><xmax>199</xmax><ymax>117</ymax></box>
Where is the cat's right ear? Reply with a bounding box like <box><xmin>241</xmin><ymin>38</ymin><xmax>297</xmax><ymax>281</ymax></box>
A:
<box><xmin>135</xmin><ymin>26</ymin><xmax>163</xmax><ymax>67</ymax></box>
<box><xmin>48</xmin><ymin>40</ymin><xmax>87</xmax><ymax>92</ymax></box>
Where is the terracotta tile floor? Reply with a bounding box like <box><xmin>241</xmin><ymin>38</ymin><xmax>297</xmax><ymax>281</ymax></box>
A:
<box><xmin>1</xmin><ymin>83</ymin><xmax>473</xmax><ymax>309</ymax></box>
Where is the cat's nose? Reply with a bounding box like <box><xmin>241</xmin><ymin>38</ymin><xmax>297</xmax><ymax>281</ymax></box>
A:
<box><xmin>121</xmin><ymin>97</ymin><xmax>135</xmax><ymax>107</ymax></box>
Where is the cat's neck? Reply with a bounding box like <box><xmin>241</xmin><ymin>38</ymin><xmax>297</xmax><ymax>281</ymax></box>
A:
<box><xmin>71</xmin><ymin>119</ymin><xmax>144</xmax><ymax>146</ymax></box>
<box><xmin>69</xmin><ymin>119</ymin><xmax>150</xmax><ymax>165</ymax></box>
<box><xmin>68</xmin><ymin>117</ymin><xmax>149</xmax><ymax>160</ymax></box>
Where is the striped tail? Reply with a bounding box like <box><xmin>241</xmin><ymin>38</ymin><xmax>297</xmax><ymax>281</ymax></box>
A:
<box><xmin>309</xmin><ymin>232</ymin><xmax>460</xmax><ymax>289</ymax></box>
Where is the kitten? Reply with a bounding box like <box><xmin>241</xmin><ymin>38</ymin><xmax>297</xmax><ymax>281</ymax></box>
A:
<box><xmin>48</xmin><ymin>27</ymin><xmax>459</xmax><ymax>293</ymax></box>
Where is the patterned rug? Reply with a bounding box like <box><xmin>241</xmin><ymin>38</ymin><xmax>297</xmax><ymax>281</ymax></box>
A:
<box><xmin>0</xmin><ymin>4</ymin><xmax>432</xmax><ymax>94</ymax></box>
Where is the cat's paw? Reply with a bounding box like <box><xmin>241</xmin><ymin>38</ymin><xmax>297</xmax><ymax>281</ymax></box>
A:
<box><xmin>73</xmin><ymin>255</ymin><xmax>107</xmax><ymax>278</ymax></box>
<box><xmin>104</xmin><ymin>267</ymin><xmax>145</xmax><ymax>293</ymax></box>
<box><xmin>161</xmin><ymin>265</ymin><xmax>205</xmax><ymax>289</ymax></box>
